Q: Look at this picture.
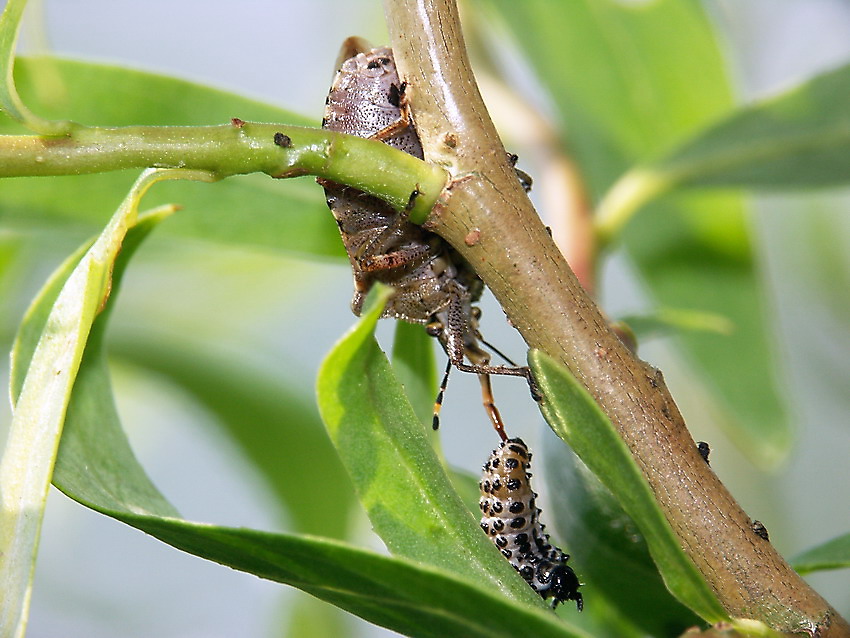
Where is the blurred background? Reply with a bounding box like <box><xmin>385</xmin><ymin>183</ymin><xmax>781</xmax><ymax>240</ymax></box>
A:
<box><xmin>2</xmin><ymin>0</ymin><xmax>850</xmax><ymax>636</ymax></box>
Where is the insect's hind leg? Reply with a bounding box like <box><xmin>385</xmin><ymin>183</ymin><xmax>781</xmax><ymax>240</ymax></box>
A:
<box><xmin>430</xmin><ymin>360</ymin><xmax>511</xmax><ymax>440</ymax></box>
<box><xmin>455</xmin><ymin>361</ymin><xmax>541</xmax><ymax>402</ymax></box>
<box><xmin>478</xmin><ymin>373</ymin><xmax>508</xmax><ymax>441</ymax></box>
<box><xmin>436</xmin><ymin>285</ymin><xmax>542</xmax><ymax>402</ymax></box>
<box><xmin>353</xmin><ymin>188</ymin><xmax>423</xmax><ymax>266</ymax></box>
<box><xmin>370</xmin><ymin>81</ymin><xmax>411</xmax><ymax>142</ymax></box>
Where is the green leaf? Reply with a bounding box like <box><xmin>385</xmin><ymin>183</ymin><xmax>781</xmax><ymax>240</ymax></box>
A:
<box><xmin>55</xmin><ymin>334</ymin><xmax>582</xmax><ymax>638</ymax></box>
<box><xmin>3</xmin><ymin>180</ymin><xmax>589</xmax><ymax>638</ymax></box>
<box><xmin>46</xmin><ymin>258</ymin><xmax>596</xmax><ymax>638</ymax></box>
<box><xmin>0</xmin><ymin>0</ymin><xmax>71</xmax><ymax>134</ymax></box>
<box><xmin>598</xmin><ymin>62</ymin><xmax>850</xmax><ymax>238</ymax></box>
<box><xmin>542</xmin><ymin>436</ymin><xmax>702</xmax><ymax>635</ymax></box>
<box><xmin>529</xmin><ymin>349</ymin><xmax>728</xmax><ymax>623</ymax></box>
<box><xmin>792</xmin><ymin>533</ymin><xmax>850</xmax><ymax>575</ymax></box>
<box><xmin>480</xmin><ymin>0</ymin><xmax>733</xmax><ymax>199</ymax></box>
<box><xmin>66</xmin><ymin>511</ymin><xmax>587</xmax><ymax>638</ymax></box>
<box><xmin>478</xmin><ymin>0</ymin><xmax>791</xmax><ymax>468</ymax></box>
<box><xmin>0</xmin><ymin>57</ymin><xmax>342</xmax><ymax>260</ymax></box>
<box><xmin>110</xmin><ymin>335</ymin><xmax>355</xmax><ymax>539</ymax></box>
<box><xmin>392</xmin><ymin>320</ymin><xmax>438</xmax><ymax>430</ymax></box>
<box><xmin>316</xmin><ymin>286</ymin><xmax>547</xmax><ymax>604</ymax></box>
<box><xmin>1</xmin><ymin>168</ymin><xmax>205</xmax><ymax>638</ymax></box>
<box><xmin>651</xmin><ymin>62</ymin><xmax>850</xmax><ymax>189</ymax></box>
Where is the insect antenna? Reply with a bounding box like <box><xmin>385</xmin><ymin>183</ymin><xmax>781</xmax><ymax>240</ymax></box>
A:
<box><xmin>432</xmin><ymin>359</ymin><xmax>453</xmax><ymax>430</ymax></box>
<box><xmin>479</xmin><ymin>337</ymin><xmax>519</xmax><ymax>367</ymax></box>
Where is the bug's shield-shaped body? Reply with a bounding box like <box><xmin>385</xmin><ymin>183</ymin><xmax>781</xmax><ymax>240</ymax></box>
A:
<box><xmin>320</xmin><ymin>44</ymin><xmax>486</xmax><ymax>363</ymax></box>
<box><xmin>479</xmin><ymin>438</ymin><xmax>583</xmax><ymax>610</ymax></box>
<box><xmin>320</xmin><ymin>41</ymin><xmax>538</xmax><ymax>435</ymax></box>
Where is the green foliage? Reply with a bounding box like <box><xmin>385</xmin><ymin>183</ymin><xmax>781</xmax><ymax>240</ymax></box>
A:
<box><xmin>529</xmin><ymin>351</ymin><xmax>727</xmax><ymax>623</ymax></box>
<box><xmin>2</xmin><ymin>1</ymin><xmax>850</xmax><ymax>637</ymax></box>
<box><xmin>793</xmin><ymin>533</ymin><xmax>850</xmax><ymax>575</ymax></box>
<box><xmin>480</xmin><ymin>0</ymin><xmax>790</xmax><ymax>468</ymax></box>
<box><xmin>10</xmin><ymin>236</ymin><xmax>587</xmax><ymax>638</ymax></box>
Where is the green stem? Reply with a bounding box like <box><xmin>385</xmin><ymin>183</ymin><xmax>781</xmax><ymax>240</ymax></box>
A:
<box><xmin>0</xmin><ymin>123</ymin><xmax>448</xmax><ymax>220</ymax></box>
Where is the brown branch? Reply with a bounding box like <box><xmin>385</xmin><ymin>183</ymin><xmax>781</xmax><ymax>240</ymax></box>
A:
<box><xmin>383</xmin><ymin>0</ymin><xmax>849</xmax><ymax>635</ymax></box>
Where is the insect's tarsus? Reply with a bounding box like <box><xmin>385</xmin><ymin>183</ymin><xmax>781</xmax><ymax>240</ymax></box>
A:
<box><xmin>432</xmin><ymin>359</ymin><xmax>452</xmax><ymax>430</ymax></box>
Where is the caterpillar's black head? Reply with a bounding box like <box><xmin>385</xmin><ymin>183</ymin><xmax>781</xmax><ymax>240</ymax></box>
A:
<box><xmin>545</xmin><ymin>564</ymin><xmax>583</xmax><ymax>612</ymax></box>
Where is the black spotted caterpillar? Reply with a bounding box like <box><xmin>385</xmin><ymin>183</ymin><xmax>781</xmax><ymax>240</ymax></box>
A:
<box><xmin>479</xmin><ymin>438</ymin><xmax>583</xmax><ymax>610</ymax></box>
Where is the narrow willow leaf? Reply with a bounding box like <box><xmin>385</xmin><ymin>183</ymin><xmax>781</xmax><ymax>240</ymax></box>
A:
<box><xmin>542</xmin><ymin>436</ymin><xmax>702</xmax><ymax>635</ymax></box>
<box><xmin>529</xmin><ymin>350</ymin><xmax>727</xmax><ymax>622</ymax></box>
<box><xmin>392</xmin><ymin>320</ymin><xmax>438</xmax><ymax>430</ymax></box>
<box><xmin>316</xmin><ymin>287</ymin><xmax>545</xmax><ymax>606</ymax></box>
<box><xmin>791</xmin><ymin>533</ymin><xmax>850</xmax><ymax>575</ymax></box>
<box><xmin>0</xmin><ymin>58</ymin><xmax>342</xmax><ymax>260</ymax></box>
<box><xmin>652</xmin><ymin>62</ymin><xmax>850</xmax><ymax>189</ymax></box>
<box><xmin>64</xmin><ymin>509</ymin><xmax>587</xmax><ymax>638</ymax></box>
<box><xmin>0</xmin><ymin>168</ymin><xmax>210</xmax><ymax>637</ymax></box>
<box><xmin>0</xmin><ymin>0</ymin><xmax>70</xmax><ymax>134</ymax></box>
<box><xmin>598</xmin><ymin>62</ymin><xmax>850</xmax><ymax>238</ymax></box>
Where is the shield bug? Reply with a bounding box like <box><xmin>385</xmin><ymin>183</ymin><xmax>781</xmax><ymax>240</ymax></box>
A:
<box><xmin>320</xmin><ymin>38</ymin><xmax>536</xmax><ymax>431</ymax></box>
<box><xmin>479</xmin><ymin>437</ymin><xmax>583</xmax><ymax>610</ymax></box>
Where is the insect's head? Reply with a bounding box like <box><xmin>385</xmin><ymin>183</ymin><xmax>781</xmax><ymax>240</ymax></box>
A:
<box><xmin>547</xmin><ymin>564</ymin><xmax>583</xmax><ymax>612</ymax></box>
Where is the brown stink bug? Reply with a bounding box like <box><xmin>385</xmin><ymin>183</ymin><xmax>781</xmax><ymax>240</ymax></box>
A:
<box><xmin>319</xmin><ymin>38</ymin><xmax>537</xmax><ymax>432</ymax></box>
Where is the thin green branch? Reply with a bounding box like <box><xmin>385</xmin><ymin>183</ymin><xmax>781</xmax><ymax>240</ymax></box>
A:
<box><xmin>0</xmin><ymin>122</ymin><xmax>448</xmax><ymax>220</ymax></box>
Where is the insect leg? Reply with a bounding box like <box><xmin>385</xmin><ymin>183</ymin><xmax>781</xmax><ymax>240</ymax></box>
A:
<box><xmin>438</xmin><ymin>288</ymin><xmax>542</xmax><ymax>400</ymax></box>
<box><xmin>370</xmin><ymin>81</ymin><xmax>411</xmax><ymax>141</ymax></box>
<box><xmin>353</xmin><ymin>188</ymin><xmax>423</xmax><ymax>266</ymax></box>
<box><xmin>456</xmin><ymin>360</ymin><xmax>541</xmax><ymax>401</ymax></box>
<box><xmin>432</xmin><ymin>359</ymin><xmax>452</xmax><ymax>430</ymax></box>
<box><xmin>478</xmin><ymin>373</ymin><xmax>508</xmax><ymax>441</ymax></box>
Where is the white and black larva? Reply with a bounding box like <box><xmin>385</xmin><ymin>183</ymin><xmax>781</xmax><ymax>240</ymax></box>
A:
<box><xmin>479</xmin><ymin>438</ymin><xmax>583</xmax><ymax>611</ymax></box>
